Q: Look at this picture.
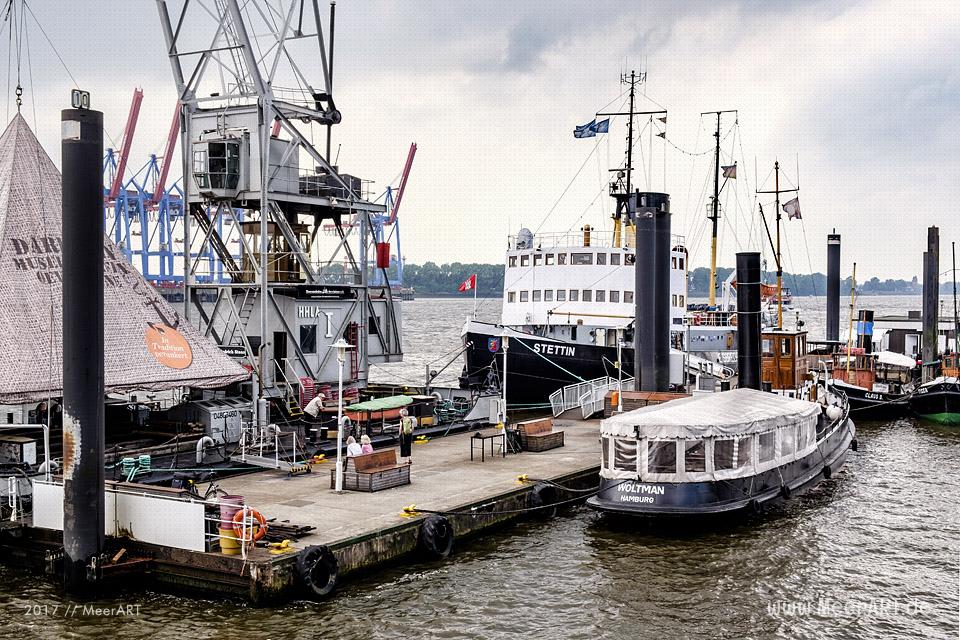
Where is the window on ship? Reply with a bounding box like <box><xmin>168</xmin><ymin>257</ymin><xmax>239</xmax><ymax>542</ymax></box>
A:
<box><xmin>572</xmin><ymin>252</ymin><xmax>593</xmax><ymax>265</ymax></box>
<box><xmin>780</xmin><ymin>425</ymin><xmax>796</xmax><ymax>457</ymax></box>
<box><xmin>545</xmin><ymin>253</ymin><xmax>555</xmax><ymax>265</ymax></box>
<box><xmin>545</xmin><ymin>290</ymin><xmax>554</xmax><ymax>302</ymax></box>
<box><xmin>684</xmin><ymin>440</ymin><xmax>706</xmax><ymax>473</ymax></box>
<box><xmin>759</xmin><ymin>431</ymin><xmax>775</xmax><ymax>462</ymax></box>
<box><xmin>611</xmin><ymin>253</ymin><xmax>621</xmax><ymax>266</ymax></box>
<box><xmin>509</xmin><ymin>256</ymin><xmax>517</xmax><ymax>267</ymax></box>
<box><xmin>610</xmin><ymin>290</ymin><xmax>620</xmax><ymax>303</ymax></box>
<box><xmin>521</xmin><ymin>254</ymin><xmax>530</xmax><ymax>266</ymax></box>
<box><xmin>596</xmin><ymin>290</ymin><xmax>605</xmax><ymax>302</ymax></box>
<box><xmin>569</xmin><ymin>289</ymin><xmax>579</xmax><ymax>302</ymax></box>
<box><xmin>557</xmin><ymin>290</ymin><xmax>566</xmax><ymax>301</ymax></box>
<box><xmin>647</xmin><ymin>440</ymin><xmax>677</xmax><ymax>474</ymax></box>
<box><xmin>614</xmin><ymin>438</ymin><xmax>638</xmax><ymax>472</ymax></box>
<box><xmin>534</xmin><ymin>253</ymin><xmax>543</xmax><ymax>266</ymax></box>
<box><xmin>520</xmin><ymin>291</ymin><xmax>529</xmax><ymax>302</ymax></box>
<box><xmin>507</xmin><ymin>291</ymin><xmax>515</xmax><ymax>303</ymax></box>
<box><xmin>714</xmin><ymin>439</ymin><xmax>735</xmax><ymax>470</ymax></box>
<box><xmin>582</xmin><ymin>290</ymin><xmax>592</xmax><ymax>302</ymax></box>
<box><xmin>597</xmin><ymin>253</ymin><xmax>606</xmax><ymax>266</ymax></box>
<box><xmin>558</xmin><ymin>253</ymin><xmax>567</xmax><ymax>265</ymax></box>
<box><xmin>736</xmin><ymin>436</ymin><xmax>753</xmax><ymax>469</ymax></box>
<box><xmin>624</xmin><ymin>291</ymin><xmax>634</xmax><ymax>304</ymax></box>
<box><xmin>533</xmin><ymin>290</ymin><xmax>541</xmax><ymax>302</ymax></box>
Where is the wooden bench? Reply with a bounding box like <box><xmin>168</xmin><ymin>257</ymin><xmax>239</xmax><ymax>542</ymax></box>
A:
<box><xmin>516</xmin><ymin>417</ymin><xmax>564</xmax><ymax>452</ymax></box>
<box><xmin>329</xmin><ymin>449</ymin><xmax>411</xmax><ymax>492</ymax></box>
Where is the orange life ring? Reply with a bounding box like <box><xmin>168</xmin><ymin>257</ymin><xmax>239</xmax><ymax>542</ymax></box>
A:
<box><xmin>233</xmin><ymin>507</ymin><xmax>268</xmax><ymax>542</ymax></box>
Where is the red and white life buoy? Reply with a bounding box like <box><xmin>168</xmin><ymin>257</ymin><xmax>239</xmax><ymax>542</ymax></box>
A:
<box><xmin>233</xmin><ymin>507</ymin><xmax>268</xmax><ymax>543</ymax></box>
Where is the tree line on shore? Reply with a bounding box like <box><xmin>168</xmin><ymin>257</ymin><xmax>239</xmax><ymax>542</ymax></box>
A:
<box><xmin>399</xmin><ymin>262</ymin><xmax>957</xmax><ymax>298</ymax></box>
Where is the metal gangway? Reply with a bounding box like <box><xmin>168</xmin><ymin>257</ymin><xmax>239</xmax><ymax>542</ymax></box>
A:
<box><xmin>549</xmin><ymin>376</ymin><xmax>635</xmax><ymax>419</ymax></box>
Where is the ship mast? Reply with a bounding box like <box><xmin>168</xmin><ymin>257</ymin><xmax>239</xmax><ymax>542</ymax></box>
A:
<box><xmin>702</xmin><ymin>110</ymin><xmax>736</xmax><ymax>308</ymax></box>
<box><xmin>757</xmin><ymin>160</ymin><xmax>798</xmax><ymax>329</ymax></box>
<box><xmin>598</xmin><ymin>71</ymin><xmax>665</xmax><ymax>247</ymax></box>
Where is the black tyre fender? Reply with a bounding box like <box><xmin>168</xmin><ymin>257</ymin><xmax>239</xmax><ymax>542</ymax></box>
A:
<box><xmin>747</xmin><ymin>499</ymin><xmax>762</xmax><ymax>515</ymax></box>
<box><xmin>529</xmin><ymin>483</ymin><xmax>558</xmax><ymax>519</ymax></box>
<box><xmin>850</xmin><ymin>438</ymin><xmax>859</xmax><ymax>452</ymax></box>
<box><xmin>823</xmin><ymin>464</ymin><xmax>833</xmax><ymax>480</ymax></box>
<box><xmin>296</xmin><ymin>545</ymin><xmax>338</xmax><ymax>599</ymax></box>
<box><xmin>780</xmin><ymin>484</ymin><xmax>792</xmax><ymax>500</ymax></box>
<box><xmin>418</xmin><ymin>514</ymin><xmax>454</xmax><ymax>559</ymax></box>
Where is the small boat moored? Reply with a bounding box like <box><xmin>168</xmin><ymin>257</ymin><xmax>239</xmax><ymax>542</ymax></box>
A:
<box><xmin>586</xmin><ymin>386</ymin><xmax>855</xmax><ymax>517</ymax></box>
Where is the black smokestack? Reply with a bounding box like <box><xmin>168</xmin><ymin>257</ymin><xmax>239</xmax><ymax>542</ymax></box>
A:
<box><xmin>633</xmin><ymin>192</ymin><xmax>670</xmax><ymax>392</ymax></box>
<box><xmin>61</xmin><ymin>107</ymin><xmax>105</xmax><ymax>594</ymax></box>
<box><xmin>653</xmin><ymin>194</ymin><xmax>671</xmax><ymax>392</ymax></box>
<box><xmin>826</xmin><ymin>231</ymin><xmax>841</xmax><ymax>343</ymax></box>
<box><xmin>736</xmin><ymin>252</ymin><xmax>761</xmax><ymax>390</ymax></box>
<box><xmin>922</xmin><ymin>226</ymin><xmax>940</xmax><ymax>372</ymax></box>
<box><xmin>856</xmin><ymin>309</ymin><xmax>874</xmax><ymax>354</ymax></box>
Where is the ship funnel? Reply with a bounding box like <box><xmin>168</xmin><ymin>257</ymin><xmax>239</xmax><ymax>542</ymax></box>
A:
<box><xmin>633</xmin><ymin>192</ymin><xmax>670</xmax><ymax>392</ymax></box>
<box><xmin>736</xmin><ymin>252</ymin><xmax>762</xmax><ymax>390</ymax></box>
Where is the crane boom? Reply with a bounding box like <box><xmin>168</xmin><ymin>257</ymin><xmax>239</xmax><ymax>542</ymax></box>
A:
<box><xmin>109</xmin><ymin>88</ymin><xmax>144</xmax><ymax>200</ymax></box>
<box><xmin>388</xmin><ymin>142</ymin><xmax>417</xmax><ymax>224</ymax></box>
<box><xmin>151</xmin><ymin>102</ymin><xmax>181</xmax><ymax>205</ymax></box>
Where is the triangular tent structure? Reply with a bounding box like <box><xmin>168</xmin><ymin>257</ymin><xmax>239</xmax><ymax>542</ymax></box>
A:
<box><xmin>0</xmin><ymin>114</ymin><xmax>249</xmax><ymax>404</ymax></box>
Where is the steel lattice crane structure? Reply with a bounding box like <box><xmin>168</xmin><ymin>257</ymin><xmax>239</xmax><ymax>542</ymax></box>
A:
<box><xmin>155</xmin><ymin>0</ymin><xmax>403</xmax><ymax>397</ymax></box>
<box><xmin>103</xmin><ymin>93</ymin><xmax>245</xmax><ymax>284</ymax></box>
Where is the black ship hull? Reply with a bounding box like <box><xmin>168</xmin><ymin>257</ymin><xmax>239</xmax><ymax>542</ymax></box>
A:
<box><xmin>460</xmin><ymin>327</ymin><xmax>633</xmax><ymax>408</ymax></box>
<box><xmin>586</xmin><ymin>413</ymin><xmax>855</xmax><ymax>518</ymax></box>
<box><xmin>829</xmin><ymin>380</ymin><xmax>908</xmax><ymax>418</ymax></box>
<box><xmin>908</xmin><ymin>380</ymin><xmax>960</xmax><ymax>425</ymax></box>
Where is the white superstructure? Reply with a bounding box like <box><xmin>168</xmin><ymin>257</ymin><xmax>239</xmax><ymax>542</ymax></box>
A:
<box><xmin>500</xmin><ymin>228</ymin><xmax>688</xmax><ymax>345</ymax></box>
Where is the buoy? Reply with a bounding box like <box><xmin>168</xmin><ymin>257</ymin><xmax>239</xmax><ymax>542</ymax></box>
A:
<box><xmin>232</xmin><ymin>507</ymin><xmax>268</xmax><ymax>543</ymax></box>
<box><xmin>296</xmin><ymin>545</ymin><xmax>339</xmax><ymax>599</ymax></box>
<box><xmin>418</xmin><ymin>514</ymin><xmax>454</xmax><ymax>559</ymax></box>
<box><xmin>529</xmin><ymin>482</ymin><xmax>558</xmax><ymax>518</ymax></box>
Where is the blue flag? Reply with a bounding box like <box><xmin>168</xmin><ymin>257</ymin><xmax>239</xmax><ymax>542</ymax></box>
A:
<box><xmin>574</xmin><ymin>119</ymin><xmax>596</xmax><ymax>138</ymax></box>
<box><xmin>594</xmin><ymin>118</ymin><xmax>609</xmax><ymax>134</ymax></box>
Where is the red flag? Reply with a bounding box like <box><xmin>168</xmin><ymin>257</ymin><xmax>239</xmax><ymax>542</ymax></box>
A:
<box><xmin>458</xmin><ymin>274</ymin><xmax>477</xmax><ymax>292</ymax></box>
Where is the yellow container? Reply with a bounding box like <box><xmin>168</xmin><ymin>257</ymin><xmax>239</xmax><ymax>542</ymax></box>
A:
<box><xmin>219</xmin><ymin>527</ymin><xmax>241</xmax><ymax>555</ymax></box>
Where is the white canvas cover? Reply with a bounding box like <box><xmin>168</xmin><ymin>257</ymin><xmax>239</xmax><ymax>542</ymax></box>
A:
<box><xmin>876</xmin><ymin>350</ymin><xmax>917</xmax><ymax>369</ymax></box>
<box><xmin>0</xmin><ymin>115</ymin><xmax>249</xmax><ymax>404</ymax></box>
<box><xmin>601</xmin><ymin>387</ymin><xmax>820</xmax><ymax>439</ymax></box>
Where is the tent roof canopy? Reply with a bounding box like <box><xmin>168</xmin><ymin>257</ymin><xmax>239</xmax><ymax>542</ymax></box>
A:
<box><xmin>0</xmin><ymin>115</ymin><xmax>249</xmax><ymax>404</ymax></box>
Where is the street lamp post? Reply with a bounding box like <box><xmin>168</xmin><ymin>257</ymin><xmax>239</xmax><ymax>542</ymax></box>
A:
<box><xmin>331</xmin><ymin>338</ymin><xmax>354</xmax><ymax>493</ymax></box>
<box><xmin>616</xmin><ymin>328</ymin><xmax>624</xmax><ymax>413</ymax></box>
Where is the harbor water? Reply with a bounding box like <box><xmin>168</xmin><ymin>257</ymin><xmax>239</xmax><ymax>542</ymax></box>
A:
<box><xmin>0</xmin><ymin>296</ymin><xmax>957</xmax><ymax>639</ymax></box>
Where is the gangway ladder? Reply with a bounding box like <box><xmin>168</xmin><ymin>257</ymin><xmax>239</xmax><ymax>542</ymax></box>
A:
<box><xmin>225</xmin><ymin>288</ymin><xmax>259</xmax><ymax>346</ymax></box>
<box><xmin>277</xmin><ymin>358</ymin><xmax>305</xmax><ymax>417</ymax></box>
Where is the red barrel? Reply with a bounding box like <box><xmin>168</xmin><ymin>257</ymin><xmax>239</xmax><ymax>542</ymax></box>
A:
<box><xmin>375</xmin><ymin>242</ymin><xmax>391</xmax><ymax>269</ymax></box>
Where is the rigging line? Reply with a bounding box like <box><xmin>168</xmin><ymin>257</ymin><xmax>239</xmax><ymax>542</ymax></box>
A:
<box><xmin>4</xmin><ymin>0</ymin><xmax>12</xmax><ymax>123</ymax></box>
<box><xmin>511</xmin><ymin>337</ymin><xmax>586</xmax><ymax>382</ymax></box>
<box><xmin>22</xmin><ymin>1</ymin><xmax>78</xmax><ymax>88</ymax></box>
<box><xmin>533</xmin><ymin>95</ymin><xmax>629</xmax><ymax>235</ymax></box>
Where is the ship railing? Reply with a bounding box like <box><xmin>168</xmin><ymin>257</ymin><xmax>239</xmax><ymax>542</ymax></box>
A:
<box><xmin>685</xmin><ymin>354</ymin><xmax>735</xmax><ymax>381</ymax></box>
<box><xmin>509</xmin><ymin>230</ymin><xmax>686</xmax><ymax>251</ymax></box>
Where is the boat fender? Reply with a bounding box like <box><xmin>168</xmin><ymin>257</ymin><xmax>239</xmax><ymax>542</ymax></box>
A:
<box><xmin>529</xmin><ymin>482</ymin><xmax>558</xmax><ymax>519</ymax></box>
<box><xmin>824</xmin><ymin>405</ymin><xmax>842</xmax><ymax>421</ymax></box>
<box><xmin>823</xmin><ymin>464</ymin><xmax>833</xmax><ymax>480</ymax></box>
<box><xmin>850</xmin><ymin>438</ymin><xmax>859</xmax><ymax>452</ymax></box>
<box><xmin>779</xmin><ymin>484</ymin><xmax>792</xmax><ymax>500</ymax></box>
<box><xmin>418</xmin><ymin>514</ymin><xmax>454</xmax><ymax>559</ymax></box>
<box><xmin>296</xmin><ymin>545</ymin><xmax>339</xmax><ymax>599</ymax></box>
<box><xmin>747</xmin><ymin>499</ymin><xmax>761</xmax><ymax>515</ymax></box>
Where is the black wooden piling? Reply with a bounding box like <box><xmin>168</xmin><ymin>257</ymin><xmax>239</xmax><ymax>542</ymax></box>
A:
<box><xmin>61</xmin><ymin>107</ymin><xmax>105</xmax><ymax>594</ymax></box>
<box><xmin>922</xmin><ymin>226</ymin><xmax>939</xmax><ymax>372</ymax></box>
<box><xmin>633</xmin><ymin>192</ymin><xmax>670</xmax><ymax>392</ymax></box>
<box><xmin>736</xmin><ymin>252</ymin><xmax>761</xmax><ymax>390</ymax></box>
<box><xmin>653</xmin><ymin>194</ymin><xmax>672</xmax><ymax>392</ymax></box>
<box><xmin>826</xmin><ymin>231</ymin><xmax>841</xmax><ymax>343</ymax></box>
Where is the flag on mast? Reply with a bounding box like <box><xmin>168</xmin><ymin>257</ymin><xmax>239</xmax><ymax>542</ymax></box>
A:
<box><xmin>458</xmin><ymin>274</ymin><xmax>477</xmax><ymax>292</ymax></box>
<box><xmin>782</xmin><ymin>197</ymin><xmax>802</xmax><ymax>220</ymax></box>
<box><xmin>574</xmin><ymin>120</ymin><xmax>596</xmax><ymax>138</ymax></box>
<box><xmin>722</xmin><ymin>163</ymin><xmax>737</xmax><ymax>179</ymax></box>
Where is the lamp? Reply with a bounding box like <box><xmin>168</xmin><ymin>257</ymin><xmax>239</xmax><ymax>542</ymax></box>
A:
<box><xmin>330</xmin><ymin>338</ymin><xmax>354</xmax><ymax>493</ymax></box>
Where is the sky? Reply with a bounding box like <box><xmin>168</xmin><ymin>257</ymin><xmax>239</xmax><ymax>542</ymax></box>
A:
<box><xmin>8</xmin><ymin>0</ymin><xmax>959</xmax><ymax>281</ymax></box>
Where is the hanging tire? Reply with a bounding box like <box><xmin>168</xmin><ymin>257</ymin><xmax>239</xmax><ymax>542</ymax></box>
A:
<box><xmin>296</xmin><ymin>545</ymin><xmax>338</xmax><ymax>599</ymax></box>
<box><xmin>850</xmin><ymin>438</ymin><xmax>859</xmax><ymax>452</ymax></box>
<box><xmin>418</xmin><ymin>515</ymin><xmax>454</xmax><ymax>559</ymax></box>
<box><xmin>780</xmin><ymin>484</ymin><xmax>792</xmax><ymax>500</ymax></box>
<box><xmin>529</xmin><ymin>483</ymin><xmax>558</xmax><ymax>519</ymax></box>
<box><xmin>823</xmin><ymin>464</ymin><xmax>833</xmax><ymax>480</ymax></box>
<box><xmin>747</xmin><ymin>499</ymin><xmax>762</xmax><ymax>515</ymax></box>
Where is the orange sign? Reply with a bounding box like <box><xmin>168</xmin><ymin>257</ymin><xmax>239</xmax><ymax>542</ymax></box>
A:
<box><xmin>145</xmin><ymin>323</ymin><xmax>193</xmax><ymax>369</ymax></box>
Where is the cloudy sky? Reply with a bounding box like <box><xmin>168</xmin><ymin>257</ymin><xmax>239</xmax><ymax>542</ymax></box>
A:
<box><xmin>10</xmin><ymin>0</ymin><xmax>959</xmax><ymax>280</ymax></box>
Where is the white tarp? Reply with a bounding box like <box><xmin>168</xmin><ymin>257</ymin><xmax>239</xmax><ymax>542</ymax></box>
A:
<box><xmin>876</xmin><ymin>350</ymin><xmax>917</xmax><ymax>369</ymax></box>
<box><xmin>601</xmin><ymin>387</ymin><xmax>820</xmax><ymax>439</ymax></box>
<box><xmin>0</xmin><ymin>115</ymin><xmax>249</xmax><ymax>404</ymax></box>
